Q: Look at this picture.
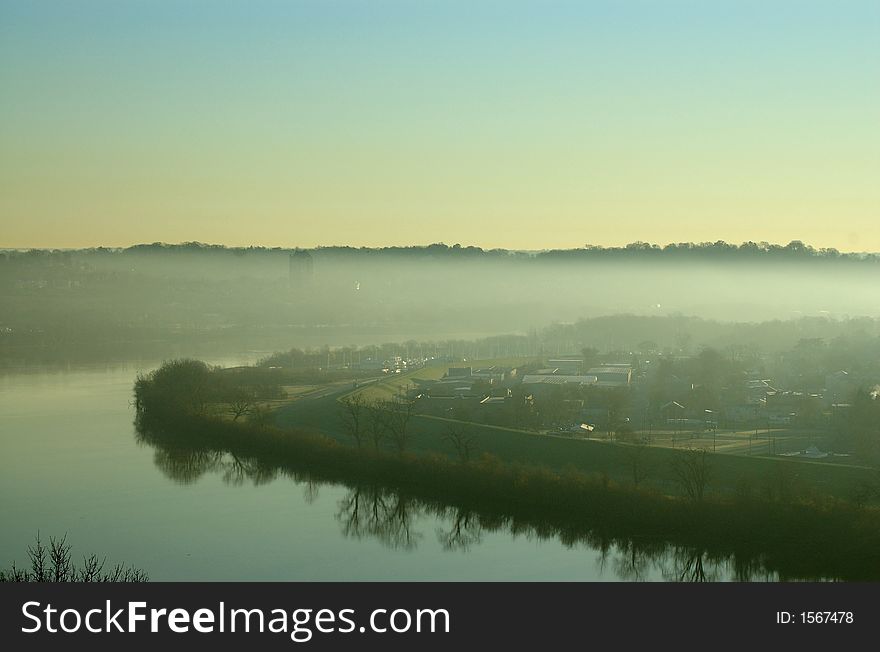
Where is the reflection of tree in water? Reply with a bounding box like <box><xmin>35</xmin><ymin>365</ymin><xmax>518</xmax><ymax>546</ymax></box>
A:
<box><xmin>610</xmin><ymin>540</ymin><xmax>654</xmax><ymax>581</ymax></box>
<box><xmin>336</xmin><ymin>486</ymin><xmax>422</xmax><ymax>550</ymax></box>
<box><xmin>728</xmin><ymin>555</ymin><xmax>775</xmax><ymax>582</ymax></box>
<box><xmin>220</xmin><ymin>452</ymin><xmax>277</xmax><ymax>486</ymax></box>
<box><xmin>437</xmin><ymin>508</ymin><xmax>482</xmax><ymax>551</ymax></box>
<box><xmin>283</xmin><ymin>470</ymin><xmax>321</xmax><ymax>504</ymax></box>
<box><xmin>150</xmin><ymin>446</ymin><xmax>277</xmax><ymax>487</ymax></box>
<box><xmin>137</xmin><ymin>424</ymin><xmax>780</xmax><ymax>581</ymax></box>
<box><xmin>302</xmin><ymin>479</ymin><xmax>321</xmax><ymax>505</ymax></box>
<box><xmin>594</xmin><ymin>539</ymin><xmax>614</xmax><ymax>577</ymax></box>
<box><xmin>152</xmin><ymin>447</ymin><xmax>222</xmax><ymax>484</ymax></box>
<box><xmin>660</xmin><ymin>547</ymin><xmax>720</xmax><ymax>582</ymax></box>
<box><xmin>596</xmin><ymin>541</ymin><xmax>753</xmax><ymax>582</ymax></box>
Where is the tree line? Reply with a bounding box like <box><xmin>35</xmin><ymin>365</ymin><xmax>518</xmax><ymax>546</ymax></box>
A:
<box><xmin>338</xmin><ymin>393</ymin><xmax>417</xmax><ymax>454</ymax></box>
<box><xmin>7</xmin><ymin>239</ymin><xmax>878</xmax><ymax>262</ymax></box>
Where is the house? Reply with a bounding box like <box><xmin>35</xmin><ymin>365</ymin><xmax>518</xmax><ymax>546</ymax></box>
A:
<box><xmin>470</xmin><ymin>366</ymin><xmax>510</xmax><ymax>383</ymax></box>
<box><xmin>586</xmin><ymin>366</ymin><xmax>632</xmax><ymax>387</ymax></box>
<box><xmin>547</xmin><ymin>359</ymin><xmax>583</xmax><ymax>375</ymax></box>
<box><xmin>744</xmin><ymin>379</ymin><xmax>776</xmax><ymax>402</ymax></box>
<box><xmin>521</xmin><ymin>374</ymin><xmax>598</xmax><ymax>386</ymax></box>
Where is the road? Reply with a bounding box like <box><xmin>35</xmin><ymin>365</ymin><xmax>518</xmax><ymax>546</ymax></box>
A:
<box><xmin>272</xmin><ymin>377</ymin><xmax>386</xmax><ymax>438</ymax></box>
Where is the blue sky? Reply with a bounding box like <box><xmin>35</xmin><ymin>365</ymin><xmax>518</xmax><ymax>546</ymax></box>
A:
<box><xmin>2</xmin><ymin>1</ymin><xmax>878</xmax><ymax>249</ymax></box>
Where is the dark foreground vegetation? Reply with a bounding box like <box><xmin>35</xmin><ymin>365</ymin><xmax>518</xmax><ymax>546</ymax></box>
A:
<box><xmin>0</xmin><ymin>534</ymin><xmax>148</xmax><ymax>582</ymax></box>
<box><xmin>135</xmin><ymin>361</ymin><xmax>880</xmax><ymax>581</ymax></box>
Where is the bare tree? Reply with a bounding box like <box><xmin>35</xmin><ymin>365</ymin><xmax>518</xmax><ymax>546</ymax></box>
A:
<box><xmin>339</xmin><ymin>393</ymin><xmax>367</xmax><ymax>447</ymax></box>
<box><xmin>365</xmin><ymin>401</ymin><xmax>388</xmax><ymax>451</ymax></box>
<box><xmin>385</xmin><ymin>399</ymin><xmax>416</xmax><ymax>453</ymax></box>
<box><xmin>442</xmin><ymin>424</ymin><xmax>478</xmax><ymax>463</ymax></box>
<box><xmin>671</xmin><ymin>448</ymin><xmax>711</xmax><ymax>501</ymax></box>
<box><xmin>1</xmin><ymin>533</ymin><xmax>148</xmax><ymax>582</ymax></box>
<box><xmin>227</xmin><ymin>388</ymin><xmax>256</xmax><ymax>421</ymax></box>
<box><xmin>624</xmin><ymin>440</ymin><xmax>650</xmax><ymax>486</ymax></box>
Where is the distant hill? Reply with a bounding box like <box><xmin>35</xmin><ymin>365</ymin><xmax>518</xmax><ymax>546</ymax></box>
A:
<box><xmin>4</xmin><ymin>239</ymin><xmax>875</xmax><ymax>263</ymax></box>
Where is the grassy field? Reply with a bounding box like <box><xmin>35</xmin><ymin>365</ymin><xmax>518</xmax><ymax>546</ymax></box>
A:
<box><xmin>388</xmin><ymin>413</ymin><xmax>878</xmax><ymax>503</ymax></box>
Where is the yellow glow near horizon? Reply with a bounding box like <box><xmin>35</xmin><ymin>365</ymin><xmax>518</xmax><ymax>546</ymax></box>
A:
<box><xmin>1</xmin><ymin>2</ymin><xmax>878</xmax><ymax>252</ymax></box>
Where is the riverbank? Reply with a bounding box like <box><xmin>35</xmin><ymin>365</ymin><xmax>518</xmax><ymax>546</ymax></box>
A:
<box><xmin>135</xmin><ymin>403</ymin><xmax>880</xmax><ymax>581</ymax></box>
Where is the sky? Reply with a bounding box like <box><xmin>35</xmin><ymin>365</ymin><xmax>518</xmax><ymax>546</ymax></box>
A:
<box><xmin>1</xmin><ymin>0</ymin><xmax>878</xmax><ymax>251</ymax></box>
